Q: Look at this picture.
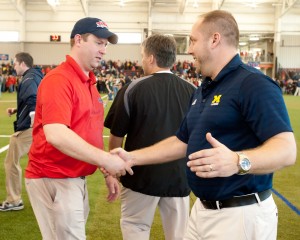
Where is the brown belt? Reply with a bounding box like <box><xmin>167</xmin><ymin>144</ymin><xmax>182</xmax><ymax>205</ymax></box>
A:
<box><xmin>200</xmin><ymin>189</ymin><xmax>271</xmax><ymax>210</ymax></box>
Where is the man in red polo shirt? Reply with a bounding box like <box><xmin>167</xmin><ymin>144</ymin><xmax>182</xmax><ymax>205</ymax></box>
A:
<box><xmin>25</xmin><ymin>17</ymin><xmax>133</xmax><ymax>239</ymax></box>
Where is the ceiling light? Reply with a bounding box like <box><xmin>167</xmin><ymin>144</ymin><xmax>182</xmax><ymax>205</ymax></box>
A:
<box><xmin>120</xmin><ymin>0</ymin><xmax>125</xmax><ymax>7</ymax></box>
<box><xmin>246</xmin><ymin>0</ymin><xmax>258</xmax><ymax>8</ymax></box>
<box><xmin>249</xmin><ymin>36</ymin><xmax>259</xmax><ymax>41</ymax></box>
<box><xmin>47</xmin><ymin>0</ymin><xmax>60</xmax><ymax>7</ymax></box>
<box><xmin>239</xmin><ymin>42</ymin><xmax>247</xmax><ymax>46</ymax></box>
<box><xmin>193</xmin><ymin>0</ymin><xmax>199</xmax><ymax>8</ymax></box>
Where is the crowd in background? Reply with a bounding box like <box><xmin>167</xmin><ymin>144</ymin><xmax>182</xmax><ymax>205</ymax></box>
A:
<box><xmin>1</xmin><ymin>60</ymin><xmax>300</xmax><ymax>98</ymax></box>
<box><xmin>275</xmin><ymin>69</ymin><xmax>300</xmax><ymax>95</ymax></box>
<box><xmin>0</xmin><ymin>59</ymin><xmax>201</xmax><ymax>98</ymax></box>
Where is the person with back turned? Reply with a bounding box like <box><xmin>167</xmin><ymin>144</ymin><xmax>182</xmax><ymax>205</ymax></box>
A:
<box><xmin>105</xmin><ymin>34</ymin><xmax>196</xmax><ymax>240</ymax></box>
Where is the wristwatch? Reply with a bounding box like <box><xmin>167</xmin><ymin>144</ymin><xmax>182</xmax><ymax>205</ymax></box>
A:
<box><xmin>236</xmin><ymin>152</ymin><xmax>251</xmax><ymax>175</ymax></box>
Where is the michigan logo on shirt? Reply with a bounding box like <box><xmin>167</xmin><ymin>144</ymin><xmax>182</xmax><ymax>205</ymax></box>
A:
<box><xmin>211</xmin><ymin>95</ymin><xmax>222</xmax><ymax>106</ymax></box>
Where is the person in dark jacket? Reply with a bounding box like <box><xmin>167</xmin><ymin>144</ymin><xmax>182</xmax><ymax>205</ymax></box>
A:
<box><xmin>0</xmin><ymin>52</ymin><xmax>43</xmax><ymax>212</ymax></box>
<box><xmin>105</xmin><ymin>34</ymin><xmax>196</xmax><ymax>240</ymax></box>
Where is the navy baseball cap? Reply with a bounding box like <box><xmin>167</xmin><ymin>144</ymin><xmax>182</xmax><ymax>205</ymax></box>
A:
<box><xmin>70</xmin><ymin>17</ymin><xmax>118</xmax><ymax>44</ymax></box>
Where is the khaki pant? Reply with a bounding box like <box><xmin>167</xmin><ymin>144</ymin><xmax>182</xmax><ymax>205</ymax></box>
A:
<box><xmin>25</xmin><ymin>177</ymin><xmax>89</xmax><ymax>240</ymax></box>
<box><xmin>120</xmin><ymin>187</ymin><xmax>190</xmax><ymax>240</ymax></box>
<box><xmin>4</xmin><ymin>128</ymin><xmax>32</xmax><ymax>204</ymax></box>
<box><xmin>184</xmin><ymin>195</ymin><xmax>278</xmax><ymax>240</ymax></box>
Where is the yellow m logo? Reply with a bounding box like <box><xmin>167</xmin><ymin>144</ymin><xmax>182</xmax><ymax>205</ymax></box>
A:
<box><xmin>212</xmin><ymin>95</ymin><xmax>222</xmax><ymax>104</ymax></box>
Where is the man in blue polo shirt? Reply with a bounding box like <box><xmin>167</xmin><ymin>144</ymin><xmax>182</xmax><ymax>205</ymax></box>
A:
<box><xmin>112</xmin><ymin>10</ymin><xmax>297</xmax><ymax>240</ymax></box>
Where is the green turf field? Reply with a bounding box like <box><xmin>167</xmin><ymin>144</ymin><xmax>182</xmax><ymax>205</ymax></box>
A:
<box><xmin>0</xmin><ymin>92</ymin><xmax>299</xmax><ymax>240</ymax></box>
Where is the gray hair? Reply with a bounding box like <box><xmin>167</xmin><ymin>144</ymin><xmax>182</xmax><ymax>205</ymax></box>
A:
<box><xmin>142</xmin><ymin>34</ymin><xmax>177</xmax><ymax>68</ymax></box>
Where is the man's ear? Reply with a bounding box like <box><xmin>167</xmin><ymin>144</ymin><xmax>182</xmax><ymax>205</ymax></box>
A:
<box><xmin>20</xmin><ymin>61</ymin><xmax>26</xmax><ymax>68</ymax></box>
<box><xmin>149</xmin><ymin>54</ymin><xmax>155</xmax><ymax>65</ymax></box>
<box><xmin>74</xmin><ymin>34</ymin><xmax>82</xmax><ymax>45</ymax></box>
<box><xmin>211</xmin><ymin>32</ymin><xmax>221</xmax><ymax>47</ymax></box>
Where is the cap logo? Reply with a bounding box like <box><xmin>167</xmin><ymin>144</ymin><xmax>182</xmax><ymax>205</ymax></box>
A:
<box><xmin>96</xmin><ymin>20</ymin><xmax>108</xmax><ymax>29</ymax></box>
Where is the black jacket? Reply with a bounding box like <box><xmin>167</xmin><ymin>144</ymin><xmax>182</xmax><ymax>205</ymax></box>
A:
<box><xmin>15</xmin><ymin>67</ymin><xmax>43</xmax><ymax>131</ymax></box>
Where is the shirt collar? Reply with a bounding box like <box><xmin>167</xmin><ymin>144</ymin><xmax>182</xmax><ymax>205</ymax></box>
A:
<box><xmin>213</xmin><ymin>54</ymin><xmax>242</xmax><ymax>83</ymax></box>
<box><xmin>66</xmin><ymin>55</ymin><xmax>96</xmax><ymax>85</ymax></box>
<box><xmin>201</xmin><ymin>54</ymin><xmax>242</xmax><ymax>93</ymax></box>
<box><xmin>155</xmin><ymin>70</ymin><xmax>173</xmax><ymax>74</ymax></box>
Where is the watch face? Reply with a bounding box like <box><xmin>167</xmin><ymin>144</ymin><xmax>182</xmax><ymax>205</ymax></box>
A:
<box><xmin>241</xmin><ymin>158</ymin><xmax>251</xmax><ymax>171</ymax></box>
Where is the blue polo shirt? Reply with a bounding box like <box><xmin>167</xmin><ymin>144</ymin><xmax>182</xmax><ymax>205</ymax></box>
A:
<box><xmin>176</xmin><ymin>54</ymin><xmax>293</xmax><ymax>201</ymax></box>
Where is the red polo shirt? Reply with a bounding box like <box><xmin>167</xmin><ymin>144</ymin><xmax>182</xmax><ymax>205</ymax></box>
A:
<box><xmin>26</xmin><ymin>55</ymin><xmax>104</xmax><ymax>178</ymax></box>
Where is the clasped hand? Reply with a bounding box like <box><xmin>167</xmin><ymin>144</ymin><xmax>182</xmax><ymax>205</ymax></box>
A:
<box><xmin>104</xmin><ymin>132</ymin><xmax>239</xmax><ymax>179</ymax></box>
<box><xmin>101</xmin><ymin>152</ymin><xmax>134</xmax><ymax>178</ymax></box>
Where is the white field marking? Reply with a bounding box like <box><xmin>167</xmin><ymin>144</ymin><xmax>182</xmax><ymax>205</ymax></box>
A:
<box><xmin>0</xmin><ymin>134</ymin><xmax>11</xmax><ymax>153</ymax></box>
<box><xmin>0</xmin><ymin>145</ymin><xmax>9</xmax><ymax>153</ymax></box>
<box><xmin>0</xmin><ymin>100</ymin><xmax>17</xmax><ymax>103</ymax></box>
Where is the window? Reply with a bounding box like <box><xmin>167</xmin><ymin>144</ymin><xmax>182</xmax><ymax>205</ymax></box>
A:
<box><xmin>115</xmin><ymin>33</ymin><xmax>142</xmax><ymax>44</ymax></box>
<box><xmin>0</xmin><ymin>31</ymin><xmax>19</xmax><ymax>42</ymax></box>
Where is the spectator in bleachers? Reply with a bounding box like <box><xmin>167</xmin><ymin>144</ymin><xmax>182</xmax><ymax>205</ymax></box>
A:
<box><xmin>105</xmin><ymin>75</ymin><xmax>114</xmax><ymax>101</ymax></box>
<box><xmin>0</xmin><ymin>71</ymin><xmax>3</xmax><ymax>96</ymax></box>
<box><xmin>294</xmin><ymin>79</ymin><xmax>300</xmax><ymax>96</ymax></box>
<box><xmin>6</xmin><ymin>74</ymin><xmax>17</xmax><ymax>93</ymax></box>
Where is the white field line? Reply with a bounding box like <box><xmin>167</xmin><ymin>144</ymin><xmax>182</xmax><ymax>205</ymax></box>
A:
<box><xmin>0</xmin><ymin>145</ymin><xmax>9</xmax><ymax>153</ymax></box>
<box><xmin>0</xmin><ymin>100</ymin><xmax>17</xmax><ymax>103</ymax></box>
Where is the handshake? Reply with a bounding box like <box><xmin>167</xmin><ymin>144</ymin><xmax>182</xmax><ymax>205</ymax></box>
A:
<box><xmin>98</xmin><ymin>133</ymin><xmax>246</xmax><ymax>181</ymax></box>
<box><xmin>100</xmin><ymin>148</ymin><xmax>135</xmax><ymax>178</ymax></box>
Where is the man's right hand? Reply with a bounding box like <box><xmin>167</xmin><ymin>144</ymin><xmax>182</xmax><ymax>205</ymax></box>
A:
<box><xmin>103</xmin><ymin>152</ymin><xmax>134</xmax><ymax>177</ymax></box>
<box><xmin>110</xmin><ymin>148</ymin><xmax>135</xmax><ymax>168</ymax></box>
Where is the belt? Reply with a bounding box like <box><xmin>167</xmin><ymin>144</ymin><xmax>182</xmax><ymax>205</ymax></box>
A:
<box><xmin>200</xmin><ymin>189</ymin><xmax>271</xmax><ymax>210</ymax></box>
